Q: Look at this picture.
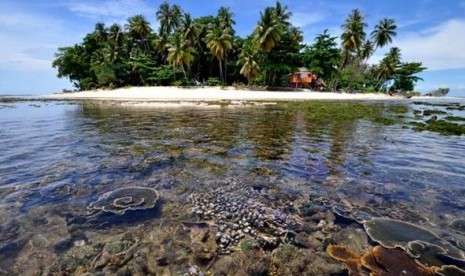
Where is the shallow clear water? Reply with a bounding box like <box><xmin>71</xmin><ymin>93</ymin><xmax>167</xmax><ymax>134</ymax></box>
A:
<box><xmin>1</xmin><ymin>100</ymin><xmax>465</xmax><ymax>274</ymax></box>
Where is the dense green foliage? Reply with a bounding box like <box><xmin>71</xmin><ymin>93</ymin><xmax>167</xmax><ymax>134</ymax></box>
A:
<box><xmin>52</xmin><ymin>1</ymin><xmax>426</xmax><ymax>93</ymax></box>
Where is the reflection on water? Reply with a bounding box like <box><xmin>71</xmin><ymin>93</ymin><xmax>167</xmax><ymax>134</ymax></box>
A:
<box><xmin>0</xmin><ymin>100</ymin><xmax>465</xmax><ymax>274</ymax></box>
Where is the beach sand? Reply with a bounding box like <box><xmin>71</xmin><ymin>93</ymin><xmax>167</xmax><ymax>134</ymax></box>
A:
<box><xmin>44</xmin><ymin>86</ymin><xmax>407</xmax><ymax>106</ymax></box>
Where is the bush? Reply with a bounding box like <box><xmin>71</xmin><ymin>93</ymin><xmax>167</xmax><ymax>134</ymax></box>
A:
<box><xmin>206</xmin><ymin>77</ymin><xmax>223</xmax><ymax>86</ymax></box>
<box><xmin>147</xmin><ymin>65</ymin><xmax>183</xmax><ymax>86</ymax></box>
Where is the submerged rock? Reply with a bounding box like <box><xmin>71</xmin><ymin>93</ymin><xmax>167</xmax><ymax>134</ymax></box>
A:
<box><xmin>451</xmin><ymin>219</ymin><xmax>465</xmax><ymax>234</ymax></box>
<box><xmin>364</xmin><ymin>218</ymin><xmax>465</xmax><ymax>267</ymax></box>
<box><xmin>88</xmin><ymin>187</ymin><xmax>159</xmax><ymax>215</ymax></box>
<box><xmin>189</xmin><ymin>179</ymin><xmax>300</xmax><ymax>253</ymax></box>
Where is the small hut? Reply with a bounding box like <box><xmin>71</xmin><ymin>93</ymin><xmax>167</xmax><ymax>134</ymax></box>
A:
<box><xmin>290</xmin><ymin>67</ymin><xmax>317</xmax><ymax>88</ymax></box>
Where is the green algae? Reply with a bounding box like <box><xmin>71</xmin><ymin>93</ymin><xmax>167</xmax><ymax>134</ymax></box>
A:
<box><xmin>423</xmin><ymin>109</ymin><xmax>448</xmax><ymax>116</ymax></box>
<box><xmin>445</xmin><ymin>116</ymin><xmax>465</xmax><ymax>122</ymax></box>
<box><xmin>410</xmin><ymin>120</ymin><xmax>465</xmax><ymax>136</ymax></box>
<box><xmin>388</xmin><ymin>105</ymin><xmax>409</xmax><ymax>114</ymax></box>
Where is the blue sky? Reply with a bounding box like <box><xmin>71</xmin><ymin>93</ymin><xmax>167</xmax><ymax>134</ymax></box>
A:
<box><xmin>1</xmin><ymin>0</ymin><xmax>465</xmax><ymax>96</ymax></box>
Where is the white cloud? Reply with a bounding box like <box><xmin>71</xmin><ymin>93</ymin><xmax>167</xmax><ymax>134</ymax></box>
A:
<box><xmin>2</xmin><ymin>53</ymin><xmax>51</xmax><ymax>71</ymax></box>
<box><xmin>0</xmin><ymin>5</ymin><xmax>82</xmax><ymax>72</ymax></box>
<box><xmin>393</xmin><ymin>19</ymin><xmax>465</xmax><ymax>70</ymax></box>
<box><xmin>290</xmin><ymin>12</ymin><xmax>324</xmax><ymax>28</ymax></box>
<box><xmin>68</xmin><ymin>0</ymin><xmax>152</xmax><ymax>21</ymax></box>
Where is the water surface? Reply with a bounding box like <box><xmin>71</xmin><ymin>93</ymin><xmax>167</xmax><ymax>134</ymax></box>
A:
<box><xmin>1</xmin><ymin>99</ymin><xmax>465</xmax><ymax>274</ymax></box>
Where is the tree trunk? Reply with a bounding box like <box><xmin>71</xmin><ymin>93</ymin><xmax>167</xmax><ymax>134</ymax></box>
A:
<box><xmin>219</xmin><ymin>59</ymin><xmax>223</xmax><ymax>83</ymax></box>
<box><xmin>224</xmin><ymin>55</ymin><xmax>228</xmax><ymax>84</ymax></box>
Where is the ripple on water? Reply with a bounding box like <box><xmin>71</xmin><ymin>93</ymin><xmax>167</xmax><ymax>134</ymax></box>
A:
<box><xmin>1</xmin><ymin>100</ymin><xmax>465</xmax><ymax>274</ymax></box>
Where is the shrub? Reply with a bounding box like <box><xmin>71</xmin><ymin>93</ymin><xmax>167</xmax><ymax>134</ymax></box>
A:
<box><xmin>206</xmin><ymin>77</ymin><xmax>223</xmax><ymax>86</ymax></box>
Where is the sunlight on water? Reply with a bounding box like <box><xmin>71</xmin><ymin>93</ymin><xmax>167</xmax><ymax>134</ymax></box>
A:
<box><xmin>1</xmin><ymin>100</ymin><xmax>465</xmax><ymax>274</ymax></box>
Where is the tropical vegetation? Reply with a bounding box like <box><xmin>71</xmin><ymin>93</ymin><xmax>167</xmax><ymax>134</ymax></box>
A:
<box><xmin>53</xmin><ymin>1</ymin><xmax>426</xmax><ymax>93</ymax></box>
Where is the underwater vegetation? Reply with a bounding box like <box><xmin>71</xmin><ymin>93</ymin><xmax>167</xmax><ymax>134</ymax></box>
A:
<box><xmin>410</xmin><ymin>120</ymin><xmax>465</xmax><ymax>136</ymax></box>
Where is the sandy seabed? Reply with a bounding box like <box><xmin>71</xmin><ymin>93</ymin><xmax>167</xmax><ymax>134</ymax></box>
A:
<box><xmin>44</xmin><ymin>86</ymin><xmax>411</xmax><ymax>107</ymax></box>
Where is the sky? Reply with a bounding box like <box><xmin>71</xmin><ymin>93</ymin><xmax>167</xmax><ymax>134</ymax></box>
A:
<box><xmin>1</xmin><ymin>0</ymin><xmax>465</xmax><ymax>96</ymax></box>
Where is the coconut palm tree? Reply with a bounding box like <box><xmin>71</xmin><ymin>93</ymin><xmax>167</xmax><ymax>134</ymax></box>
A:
<box><xmin>375</xmin><ymin>47</ymin><xmax>401</xmax><ymax>90</ymax></box>
<box><xmin>217</xmin><ymin>7</ymin><xmax>235</xmax><ymax>83</ymax></box>
<box><xmin>153</xmin><ymin>33</ymin><xmax>170</xmax><ymax>62</ymax></box>
<box><xmin>340</xmin><ymin>9</ymin><xmax>367</xmax><ymax>68</ymax></box>
<box><xmin>94</xmin><ymin>22</ymin><xmax>108</xmax><ymax>43</ymax></box>
<box><xmin>180</xmin><ymin>13</ymin><xmax>198</xmax><ymax>47</ymax></box>
<box><xmin>167</xmin><ymin>32</ymin><xmax>195</xmax><ymax>81</ymax></box>
<box><xmin>218</xmin><ymin>7</ymin><xmax>235</xmax><ymax>32</ymax></box>
<box><xmin>360</xmin><ymin>40</ymin><xmax>374</xmax><ymax>61</ymax></box>
<box><xmin>238</xmin><ymin>44</ymin><xmax>260</xmax><ymax>85</ymax></box>
<box><xmin>126</xmin><ymin>15</ymin><xmax>152</xmax><ymax>53</ymax></box>
<box><xmin>273</xmin><ymin>1</ymin><xmax>291</xmax><ymax>26</ymax></box>
<box><xmin>252</xmin><ymin>7</ymin><xmax>283</xmax><ymax>53</ymax></box>
<box><xmin>371</xmin><ymin>18</ymin><xmax>397</xmax><ymax>50</ymax></box>
<box><xmin>205</xmin><ymin>25</ymin><xmax>233</xmax><ymax>83</ymax></box>
<box><xmin>156</xmin><ymin>1</ymin><xmax>182</xmax><ymax>36</ymax></box>
<box><xmin>108</xmin><ymin>23</ymin><xmax>125</xmax><ymax>62</ymax></box>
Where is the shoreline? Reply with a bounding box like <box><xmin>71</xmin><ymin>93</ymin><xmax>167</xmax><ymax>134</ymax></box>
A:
<box><xmin>43</xmin><ymin>86</ymin><xmax>408</xmax><ymax>103</ymax></box>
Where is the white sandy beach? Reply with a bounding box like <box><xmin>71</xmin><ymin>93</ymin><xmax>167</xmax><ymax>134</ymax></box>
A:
<box><xmin>46</xmin><ymin>86</ymin><xmax>405</xmax><ymax>103</ymax></box>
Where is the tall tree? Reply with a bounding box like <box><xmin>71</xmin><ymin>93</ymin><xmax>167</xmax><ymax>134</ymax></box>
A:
<box><xmin>94</xmin><ymin>22</ymin><xmax>108</xmax><ymax>44</ymax></box>
<box><xmin>273</xmin><ymin>1</ymin><xmax>291</xmax><ymax>26</ymax></box>
<box><xmin>180</xmin><ymin>13</ymin><xmax>199</xmax><ymax>47</ymax></box>
<box><xmin>252</xmin><ymin>7</ymin><xmax>283</xmax><ymax>53</ymax></box>
<box><xmin>108</xmin><ymin>23</ymin><xmax>126</xmax><ymax>62</ymax></box>
<box><xmin>301</xmin><ymin>30</ymin><xmax>340</xmax><ymax>84</ymax></box>
<box><xmin>375</xmin><ymin>47</ymin><xmax>402</xmax><ymax>90</ymax></box>
<box><xmin>371</xmin><ymin>18</ymin><xmax>397</xmax><ymax>50</ymax></box>
<box><xmin>205</xmin><ymin>24</ymin><xmax>233</xmax><ymax>83</ymax></box>
<box><xmin>154</xmin><ymin>33</ymin><xmax>170</xmax><ymax>62</ymax></box>
<box><xmin>126</xmin><ymin>15</ymin><xmax>152</xmax><ymax>54</ymax></box>
<box><xmin>218</xmin><ymin>7</ymin><xmax>235</xmax><ymax>32</ymax></box>
<box><xmin>340</xmin><ymin>9</ymin><xmax>367</xmax><ymax>67</ymax></box>
<box><xmin>391</xmin><ymin>62</ymin><xmax>425</xmax><ymax>92</ymax></box>
<box><xmin>238</xmin><ymin>43</ymin><xmax>260</xmax><ymax>84</ymax></box>
<box><xmin>217</xmin><ymin>7</ymin><xmax>235</xmax><ymax>83</ymax></box>
<box><xmin>167</xmin><ymin>32</ymin><xmax>195</xmax><ymax>81</ymax></box>
<box><xmin>359</xmin><ymin>40</ymin><xmax>374</xmax><ymax>61</ymax></box>
<box><xmin>156</xmin><ymin>1</ymin><xmax>182</xmax><ymax>36</ymax></box>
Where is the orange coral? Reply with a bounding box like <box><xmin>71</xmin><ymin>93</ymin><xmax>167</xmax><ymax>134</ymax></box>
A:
<box><xmin>327</xmin><ymin>244</ymin><xmax>439</xmax><ymax>276</ymax></box>
<box><xmin>326</xmin><ymin>245</ymin><xmax>363</xmax><ymax>276</ymax></box>
<box><xmin>361</xmin><ymin>246</ymin><xmax>436</xmax><ymax>276</ymax></box>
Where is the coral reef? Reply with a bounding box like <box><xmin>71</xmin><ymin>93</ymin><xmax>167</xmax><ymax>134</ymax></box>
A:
<box><xmin>88</xmin><ymin>187</ymin><xmax>160</xmax><ymax>215</ymax></box>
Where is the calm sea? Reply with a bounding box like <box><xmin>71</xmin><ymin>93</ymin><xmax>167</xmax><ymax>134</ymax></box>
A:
<box><xmin>1</xmin><ymin>99</ymin><xmax>465</xmax><ymax>274</ymax></box>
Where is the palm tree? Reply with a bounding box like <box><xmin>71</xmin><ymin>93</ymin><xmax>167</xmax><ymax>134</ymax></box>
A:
<box><xmin>181</xmin><ymin>13</ymin><xmax>198</xmax><ymax>47</ymax></box>
<box><xmin>94</xmin><ymin>22</ymin><xmax>108</xmax><ymax>43</ymax></box>
<box><xmin>252</xmin><ymin>7</ymin><xmax>283</xmax><ymax>53</ymax></box>
<box><xmin>273</xmin><ymin>1</ymin><xmax>291</xmax><ymax>26</ymax></box>
<box><xmin>360</xmin><ymin>40</ymin><xmax>374</xmax><ymax>61</ymax></box>
<box><xmin>371</xmin><ymin>18</ymin><xmax>397</xmax><ymax>50</ymax></box>
<box><xmin>167</xmin><ymin>32</ymin><xmax>195</xmax><ymax>81</ymax></box>
<box><xmin>108</xmin><ymin>23</ymin><xmax>125</xmax><ymax>62</ymax></box>
<box><xmin>386</xmin><ymin>47</ymin><xmax>401</xmax><ymax>65</ymax></box>
<box><xmin>375</xmin><ymin>47</ymin><xmax>401</xmax><ymax>90</ymax></box>
<box><xmin>205</xmin><ymin>25</ymin><xmax>233</xmax><ymax>83</ymax></box>
<box><xmin>153</xmin><ymin>33</ymin><xmax>170</xmax><ymax>62</ymax></box>
<box><xmin>217</xmin><ymin>7</ymin><xmax>235</xmax><ymax>83</ymax></box>
<box><xmin>218</xmin><ymin>7</ymin><xmax>235</xmax><ymax>31</ymax></box>
<box><xmin>340</xmin><ymin>9</ymin><xmax>367</xmax><ymax>68</ymax></box>
<box><xmin>126</xmin><ymin>15</ymin><xmax>152</xmax><ymax>53</ymax></box>
<box><xmin>171</xmin><ymin>5</ymin><xmax>183</xmax><ymax>32</ymax></box>
<box><xmin>156</xmin><ymin>1</ymin><xmax>182</xmax><ymax>36</ymax></box>
<box><xmin>238</xmin><ymin>44</ymin><xmax>260</xmax><ymax>85</ymax></box>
